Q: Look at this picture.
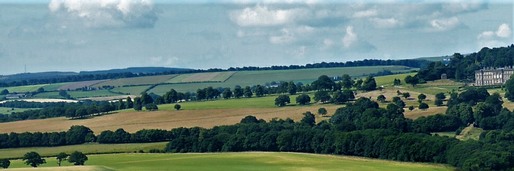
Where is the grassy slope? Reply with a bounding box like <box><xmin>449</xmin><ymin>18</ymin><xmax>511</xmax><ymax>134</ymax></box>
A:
<box><xmin>0</xmin><ymin>142</ymin><xmax>167</xmax><ymax>159</ymax></box>
<box><xmin>151</xmin><ymin>66</ymin><xmax>413</xmax><ymax>94</ymax></box>
<box><xmin>110</xmin><ymin>86</ymin><xmax>150</xmax><ymax>95</ymax></box>
<box><xmin>8</xmin><ymin>152</ymin><xmax>453</xmax><ymax>171</ymax></box>
<box><xmin>95</xmin><ymin>75</ymin><xmax>177</xmax><ymax>87</ymax></box>
<box><xmin>3</xmin><ymin>84</ymin><xmax>48</xmax><ymax>93</ymax></box>
<box><xmin>0</xmin><ymin>107</ymin><xmax>37</xmax><ymax>114</ymax></box>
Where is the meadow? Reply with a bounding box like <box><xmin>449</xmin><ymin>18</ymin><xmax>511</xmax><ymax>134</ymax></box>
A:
<box><xmin>95</xmin><ymin>75</ymin><xmax>177</xmax><ymax>87</ymax></box>
<box><xmin>0</xmin><ymin>107</ymin><xmax>36</xmax><ymax>114</ymax></box>
<box><xmin>7</xmin><ymin>152</ymin><xmax>453</xmax><ymax>171</ymax></box>
<box><xmin>150</xmin><ymin>66</ymin><xmax>414</xmax><ymax>94</ymax></box>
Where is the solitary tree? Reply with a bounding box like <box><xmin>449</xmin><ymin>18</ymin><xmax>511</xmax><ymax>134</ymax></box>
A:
<box><xmin>318</xmin><ymin>108</ymin><xmax>327</xmax><ymax>116</ymax></box>
<box><xmin>0</xmin><ymin>159</ymin><xmax>10</xmax><ymax>169</ymax></box>
<box><xmin>418</xmin><ymin>93</ymin><xmax>427</xmax><ymax>101</ymax></box>
<box><xmin>377</xmin><ymin>95</ymin><xmax>386</xmax><ymax>103</ymax></box>
<box><xmin>68</xmin><ymin>151</ymin><xmax>88</xmax><ymax>165</ymax></box>
<box><xmin>312</xmin><ymin>75</ymin><xmax>335</xmax><ymax>91</ymax></box>
<box><xmin>419</xmin><ymin>102</ymin><xmax>429</xmax><ymax>110</ymax></box>
<box><xmin>402</xmin><ymin>92</ymin><xmax>411</xmax><ymax>99</ymax></box>
<box><xmin>295</xmin><ymin>94</ymin><xmax>311</xmax><ymax>105</ymax></box>
<box><xmin>435</xmin><ymin>92</ymin><xmax>446</xmax><ymax>100</ymax></box>
<box><xmin>393</xmin><ymin>78</ymin><xmax>401</xmax><ymax>86</ymax></box>
<box><xmin>408</xmin><ymin>106</ymin><xmax>415</xmax><ymax>111</ymax></box>
<box><xmin>23</xmin><ymin>151</ymin><xmax>46</xmax><ymax>167</ymax></box>
<box><xmin>174</xmin><ymin>104</ymin><xmax>181</xmax><ymax>110</ymax></box>
<box><xmin>56</xmin><ymin>152</ymin><xmax>68</xmax><ymax>166</ymax></box>
<box><xmin>275</xmin><ymin>95</ymin><xmax>290</xmax><ymax>107</ymax></box>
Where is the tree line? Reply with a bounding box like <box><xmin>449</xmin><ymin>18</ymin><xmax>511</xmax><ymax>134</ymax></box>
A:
<box><xmin>417</xmin><ymin>44</ymin><xmax>514</xmax><ymax>82</ymax></box>
<box><xmin>0</xmin><ymin>58</ymin><xmax>426</xmax><ymax>89</ymax></box>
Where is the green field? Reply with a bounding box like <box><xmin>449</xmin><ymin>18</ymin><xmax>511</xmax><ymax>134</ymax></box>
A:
<box><xmin>68</xmin><ymin>90</ymin><xmax>122</xmax><ymax>98</ymax></box>
<box><xmin>95</xmin><ymin>75</ymin><xmax>177</xmax><ymax>87</ymax></box>
<box><xmin>166</xmin><ymin>72</ymin><xmax>235</xmax><ymax>83</ymax></box>
<box><xmin>0</xmin><ymin>107</ymin><xmax>36</xmax><ymax>114</ymax></box>
<box><xmin>32</xmin><ymin>92</ymin><xmax>64</xmax><ymax>99</ymax></box>
<box><xmin>2</xmin><ymin>84</ymin><xmax>48</xmax><ymax>93</ymax></box>
<box><xmin>159</xmin><ymin>94</ymin><xmax>308</xmax><ymax>110</ymax></box>
<box><xmin>375</xmin><ymin>72</ymin><xmax>415</xmax><ymax>87</ymax></box>
<box><xmin>7</xmin><ymin>152</ymin><xmax>453</xmax><ymax>171</ymax></box>
<box><xmin>110</xmin><ymin>86</ymin><xmax>150</xmax><ymax>95</ymax></box>
<box><xmin>41</xmin><ymin>83</ymin><xmax>70</xmax><ymax>91</ymax></box>
<box><xmin>151</xmin><ymin>66</ymin><xmax>414</xmax><ymax>94</ymax></box>
<box><xmin>0</xmin><ymin>142</ymin><xmax>168</xmax><ymax>159</ymax></box>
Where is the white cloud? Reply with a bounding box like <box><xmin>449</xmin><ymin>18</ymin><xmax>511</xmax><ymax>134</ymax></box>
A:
<box><xmin>230</xmin><ymin>5</ymin><xmax>309</xmax><ymax>27</ymax></box>
<box><xmin>150</xmin><ymin>56</ymin><xmax>179</xmax><ymax>66</ymax></box>
<box><xmin>496</xmin><ymin>23</ymin><xmax>512</xmax><ymax>38</ymax></box>
<box><xmin>370</xmin><ymin>17</ymin><xmax>401</xmax><ymax>29</ymax></box>
<box><xmin>477</xmin><ymin>23</ymin><xmax>512</xmax><ymax>48</ymax></box>
<box><xmin>429</xmin><ymin>17</ymin><xmax>461</xmax><ymax>31</ymax></box>
<box><xmin>442</xmin><ymin>1</ymin><xmax>486</xmax><ymax>14</ymax></box>
<box><xmin>323</xmin><ymin>38</ymin><xmax>334</xmax><ymax>47</ymax></box>
<box><xmin>353</xmin><ymin>9</ymin><xmax>377</xmax><ymax>18</ymax></box>
<box><xmin>48</xmin><ymin>0</ymin><xmax>157</xmax><ymax>28</ymax></box>
<box><xmin>342</xmin><ymin>26</ymin><xmax>357</xmax><ymax>48</ymax></box>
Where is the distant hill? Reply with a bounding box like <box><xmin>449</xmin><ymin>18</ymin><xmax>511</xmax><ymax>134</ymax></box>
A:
<box><xmin>0</xmin><ymin>72</ymin><xmax>77</xmax><ymax>83</ymax></box>
<box><xmin>415</xmin><ymin>56</ymin><xmax>450</xmax><ymax>62</ymax></box>
<box><xmin>79</xmin><ymin>67</ymin><xmax>193</xmax><ymax>75</ymax></box>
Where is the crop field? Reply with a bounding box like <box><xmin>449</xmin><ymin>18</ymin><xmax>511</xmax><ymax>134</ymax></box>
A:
<box><xmin>57</xmin><ymin>80</ymin><xmax>108</xmax><ymax>91</ymax></box>
<box><xmin>151</xmin><ymin>66</ymin><xmax>414</xmax><ymax>94</ymax></box>
<box><xmin>0</xmin><ymin>142</ymin><xmax>167</xmax><ymax>159</ymax></box>
<box><xmin>67</xmin><ymin>90</ymin><xmax>122</xmax><ymax>98</ymax></box>
<box><xmin>167</xmin><ymin>72</ymin><xmax>235</xmax><ymax>83</ymax></box>
<box><xmin>7</xmin><ymin>152</ymin><xmax>453</xmax><ymax>171</ymax></box>
<box><xmin>95</xmin><ymin>75</ymin><xmax>177</xmax><ymax>87</ymax></box>
<box><xmin>0</xmin><ymin>103</ymin><xmax>339</xmax><ymax>134</ymax></box>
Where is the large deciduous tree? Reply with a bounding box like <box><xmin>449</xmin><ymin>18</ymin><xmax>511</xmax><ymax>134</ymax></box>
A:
<box><xmin>23</xmin><ymin>152</ymin><xmax>45</xmax><ymax>167</ymax></box>
<box><xmin>275</xmin><ymin>95</ymin><xmax>290</xmax><ymax>107</ymax></box>
<box><xmin>68</xmin><ymin>151</ymin><xmax>88</xmax><ymax>165</ymax></box>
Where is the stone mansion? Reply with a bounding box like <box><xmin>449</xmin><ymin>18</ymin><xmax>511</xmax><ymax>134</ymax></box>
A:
<box><xmin>475</xmin><ymin>67</ymin><xmax>514</xmax><ymax>86</ymax></box>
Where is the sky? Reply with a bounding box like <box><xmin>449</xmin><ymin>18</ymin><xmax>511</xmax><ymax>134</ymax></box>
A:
<box><xmin>0</xmin><ymin>0</ymin><xmax>512</xmax><ymax>75</ymax></box>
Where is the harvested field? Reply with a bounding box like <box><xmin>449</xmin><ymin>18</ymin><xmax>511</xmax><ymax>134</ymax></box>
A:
<box><xmin>57</xmin><ymin>80</ymin><xmax>109</xmax><ymax>90</ymax></box>
<box><xmin>0</xmin><ymin>105</ymin><xmax>340</xmax><ymax>134</ymax></box>
<box><xmin>404</xmin><ymin>106</ymin><xmax>447</xmax><ymax>119</ymax></box>
<box><xmin>166</xmin><ymin>72</ymin><xmax>235</xmax><ymax>83</ymax></box>
<box><xmin>0</xmin><ymin>98</ymin><xmax>77</xmax><ymax>103</ymax></box>
<box><xmin>95</xmin><ymin>75</ymin><xmax>177</xmax><ymax>87</ymax></box>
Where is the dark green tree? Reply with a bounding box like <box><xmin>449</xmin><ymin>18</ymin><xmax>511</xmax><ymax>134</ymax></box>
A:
<box><xmin>222</xmin><ymin>88</ymin><xmax>233</xmax><ymax>99</ymax></box>
<box><xmin>145</xmin><ymin>103</ymin><xmax>158</xmax><ymax>111</ymax></box>
<box><xmin>295</xmin><ymin>94</ymin><xmax>311</xmax><ymax>105</ymax></box>
<box><xmin>393</xmin><ymin>78</ymin><xmax>401</xmax><ymax>86</ymax></box>
<box><xmin>377</xmin><ymin>95</ymin><xmax>386</xmax><ymax>103</ymax></box>
<box><xmin>314</xmin><ymin>91</ymin><xmax>331</xmax><ymax>103</ymax></box>
<box><xmin>126</xmin><ymin>97</ymin><xmax>134</xmax><ymax>108</ymax></box>
<box><xmin>56</xmin><ymin>152</ymin><xmax>68</xmax><ymax>166</ymax></box>
<box><xmin>341</xmin><ymin>74</ymin><xmax>354</xmax><ymax>89</ymax></box>
<box><xmin>300</xmin><ymin>111</ymin><xmax>316</xmax><ymax>127</ymax></box>
<box><xmin>274</xmin><ymin>95</ymin><xmax>290</xmax><ymax>107</ymax></box>
<box><xmin>0</xmin><ymin>89</ymin><xmax>8</xmax><ymax>95</ymax></box>
<box><xmin>402</xmin><ymin>92</ymin><xmax>410</xmax><ymax>99</ymax></box>
<box><xmin>354</xmin><ymin>79</ymin><xmax>363</xmax><ymax>90</ymax></box>
<box><xmin>435</xmin><ymin>93</ymin><xmax>446</xmax><ymax>100</ymax></box>
<box><xmin>312</xmin><ymin>75</ymin><xmax>335</xmax><ymax>91</ymax></box>
<box><xmin>23</xmin><ymin>151</ymin><xmax>45</xmax><ymax>167</ymax></box>
<box><xmin>405</xmin><ymin>75</ymin><xmax>420</xmax><ymax>87</ymax></box>
<box><xmin>243</xmin><ymin>86</ymin><xmax>253</xmax><ymax>98</ymax></box>
<box><xmin>133</xmin><ymin>97</ymin><xmax>143</xmax><ymax>111</ymax></box>
<box><xmin>408</xmin><ymin>106</ymin><xmax>414</xmax><ymax>111</ymax></box>
<box><xmin>140</xmin><ymin>92</ymin><xmax>153</xmax><ymax>105</ymax></box>
<box><xmin>361</xmin><ymin>76</ymin><xmax>377</xmax><ymax>91</ymax></box>
<box><xmin>233</xmin><ymin>86</ymin><xmax>243</xmax><ymax>98</ymax></box>
<box><xmin>68</xmin><ymin>151</ymin><xmax>88</xmax><ymax>165</ymax></box>
<box><xmin>318</xmin><ymin>108</ymin><xmax>327</xmax><ymax>116</ymax></box>
<box><xmin>419</xmin><ymin>102</ymin><xmax>429</xmax><ymax>110</ymax></box>
<box><xmin>66</xmin><ymin>125</ymin><xmax>93</xmax><ymax>145</ymax></box>
<box><xmin>418</xmin><ymin>93</ymin><xmax>426</xmax><ymax>101</ymax></box>
<box><xmin>0</xmin><ymin>159</ymin><xmax>10</xmax><ymax>169</ymax></box>
<box><xmin>255</xmin><ymin>85</ymin><xmax>265</xmax><ymax>97</ymax></box>
<box><xmin>435</xmin><ymin>99</ymin><xmax>444</xmax><ymax>106</ymax></box>
<box><xmin>287</xmin><ymin>81</ymin><xmax>297</xmax><ymax>95</ymax></box>
<box><xmin>506</xmin><ymin>76</ymin><xmax>514</xmax><ymax>101</ymax></box>
<box><xmin>174</xmin><ymin>104</ymin><xmax>181</xmax><ymax>110</ymax></box>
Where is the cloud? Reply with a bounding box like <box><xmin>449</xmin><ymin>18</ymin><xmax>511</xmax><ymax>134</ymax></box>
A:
<box><xmin>442</xmin><ymin>1</ymin><xmax>487</xmax><ymax>14</ymax></box>
<box><xmin>150</xmin><ymin>56</ymin><xmax>179</xmax><ymax>66</ymax></box>
<box><xmin>269</xmin><ymin>28</ymin><xmax>295</xmax><ymax>44</ymax></box>
<box><xmin>429</xmin><ymin>17</ymin><xmax>461</xmax><ymax>31</ymax></box>
<box><xmin>342</xmin><ymin>26</ymin><xmax>357</xmax><ymax>48</ymax></box>
<box><xmin>477</xmin><ymin>23</ymin><xmax>512</xmax><ymax>48</ymax></box>
<box><xmin>496</xmin><ymin>23</ymin><xmax>512</xmax><ymax>38</ymax></box>
<box><xmin>353</xmin><ymin>9</ymin><xmax>377</xmax><ymax>18</ymax></box>
<box><xmin>369</xmin><ymin>17</ymin><xmax>402</xmax><ymax>29</ymax></box>
<box><xmin>48</xmin><ymin>0</ymin><xmax>158</xmax><ymax>28</ymax></box>
<box><xmin>230</xmin><ymin>5</ymin><xmax>308</xmax><ymax>27</ymax></box>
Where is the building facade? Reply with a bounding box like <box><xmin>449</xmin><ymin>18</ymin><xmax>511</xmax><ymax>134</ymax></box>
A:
<box><xmin>475</xmin><ymin>67</ymin><xmax>514</xmax><ymax>86</ymax></box>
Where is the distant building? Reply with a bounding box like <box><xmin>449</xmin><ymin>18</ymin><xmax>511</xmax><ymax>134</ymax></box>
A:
<box><xmin>475</xmin><ymin>67</ymin><xmax>514</xmax><ymax>86</ymax></box>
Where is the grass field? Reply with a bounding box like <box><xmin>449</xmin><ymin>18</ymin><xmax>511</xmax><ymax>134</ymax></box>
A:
<box><xmin>32</xmin><ymin>92</ymin><xmax>64</xmax><ymax>99</ymax></box>
<box><xmin>67</xmin><ymin>90</ymin><xmax>122</xmax><ymax>98</ymax></box>
<box><xmin>7</xmin><ymin>152</ymin><xmax>453</xmax><ymax>171</ymax></box>
<box><xmin>0</xmin><ymin>142</ymin><xmax>167</xmax><ymax>159</ymax></box>
<box><xmin>95</xmin><ymin>75</ymin><xmax>177</xmax><ymax>87</ymax></box>
<box><xmin>0</xmin><ymin>107</ymin><xmax>37</xmax><ymax>114</ymax></box>
<box><xmin>151</xmin><ymin>66</ymin><xmax>414</xmax><ymax>94</ymax></box>
<box><xmin>374</xmin><ymin>72</ymin><xmax>415</xmax><ymax>87</ymax></box>
<box><xmin>41</xmin><ymin>83</ymin><xmax>70</xmax><ymax>91</ymax></box>
<box><xmin>110</xmin><ymin>86</ymin><xmax>150</xmax><ymax>95</ymax></box>
<box><xmin>166</xmin><ymin>72</ymin><xmax>235</xmax><ymax>83</ymax></box>
<box><xmin>3</xmin><ymin>84</ymin><xmax>48</xmax><ymax>93</ymax></box>
<box><xmin>57</xmin><ymin>80</ymin><xmax>109</xmax><ymax>91</ymax></box>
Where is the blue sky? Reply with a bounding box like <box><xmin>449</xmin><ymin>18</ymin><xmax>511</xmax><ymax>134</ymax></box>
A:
<box><xmin>0</xmin><ymin>0</ymin><xmax>512</xmax><ymax>75</ymax></box>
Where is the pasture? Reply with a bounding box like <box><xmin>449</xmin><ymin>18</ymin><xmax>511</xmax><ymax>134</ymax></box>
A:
<box><xmin>2</xmin><ymin>84</ymin><xmax>47</xmax><ymax>93</ymax></box>
<box><xmin>151</xmin><ymin>66</ymin><xmax>414</xmax><ymax>94</ymax></box>
<box><xmin>110</xmin><ymin>85</ymin><xmax>150</xmax><ymax>95</ymax></box>
<box><xmin>57</xmin><ymin>80</ymin><xmax>108</xmax><ymax>91</ymax></box>
<box><xmin>7</xmin><ymin>152</ymin><xmax>453</xmax><ymax>171</ymax></box>
<box><xmin>166</xmin><ymin>72</ymin><xmax>235</xmax><ymax>83</ymax></box>
<box><xmin>0</xmin><ymin>107</ymin><xmax>36</xmax><ymax>114</ymax></box>
<box><xmin>95</xmin><ymin>75</ymin><xmax>177</xmax><ymax>87</ymax></box>
<box><xmin>0</xmin><ymin>142</ymin><xmax>167</xmax><ymax>159</ymax></box>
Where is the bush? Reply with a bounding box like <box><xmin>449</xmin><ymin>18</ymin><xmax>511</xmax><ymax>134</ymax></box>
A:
<box><xmin>318</xmin><ymin>108</ymin><xmax>327</xmax><ymax>116</ymax></box>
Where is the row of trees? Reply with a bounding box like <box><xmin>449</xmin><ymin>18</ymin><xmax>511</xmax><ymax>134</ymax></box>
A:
<box><xmin>15</xmin><ymin>151</ymin><xmax>88</xmax><ymax>168</ymax></box>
